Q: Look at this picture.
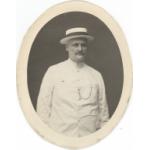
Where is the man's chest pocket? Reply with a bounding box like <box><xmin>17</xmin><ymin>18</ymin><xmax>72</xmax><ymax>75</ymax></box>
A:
<box><xmin>54</xmin><ymin>80</ymin><xmax>77</xmax><ymax>99</ymax></box>
<box><xmin>78</xmin><ymin>84</ymin><xmax>98</xmax><ymax>101</ymax></box>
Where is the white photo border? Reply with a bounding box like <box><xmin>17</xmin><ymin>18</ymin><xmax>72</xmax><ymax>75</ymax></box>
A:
<box><xmin>16</xmin><ymin>0</ymin><xmax>133</xmax><ymax>149</ymax></box>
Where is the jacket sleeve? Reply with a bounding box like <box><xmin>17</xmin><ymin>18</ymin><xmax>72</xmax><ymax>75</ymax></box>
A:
<box><xmin>36</xmin><ymin>67</ymin><xmax>55</xmax><ymax>124</ymax></box>
<box><xmin>97</xmin><ymin>73</ymin><xmax>109</xmax><ymax>128</ymax></box>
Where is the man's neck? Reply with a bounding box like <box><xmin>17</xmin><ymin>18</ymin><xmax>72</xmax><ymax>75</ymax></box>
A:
<box><xmin>68</xmin><ymin>58</ymin><xmax>85</xmax><ymax>69</ymax></box>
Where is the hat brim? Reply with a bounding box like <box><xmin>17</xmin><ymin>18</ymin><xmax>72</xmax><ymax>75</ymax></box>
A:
<box><xmin>60</xmin><ymin>35</ymin><xmax>94</xmax><ymax>45</ymax></box>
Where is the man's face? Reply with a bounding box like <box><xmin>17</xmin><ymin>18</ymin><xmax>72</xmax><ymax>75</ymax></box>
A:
<box><xmin>66</xmin><ymin>38</ymin><xmax>88</xmax><ymax>63</ymax></box>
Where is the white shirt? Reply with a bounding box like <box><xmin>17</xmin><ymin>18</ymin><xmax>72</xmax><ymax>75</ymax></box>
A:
<box><xmin>37</xmin><ymin>59</ymin><xmax>109</xmax><ymax>137</ymax></box>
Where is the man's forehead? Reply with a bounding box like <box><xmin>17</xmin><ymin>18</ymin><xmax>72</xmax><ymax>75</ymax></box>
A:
<box><xmin>67</xmin><ymin>38</ymin><xmax>87</xmax><ymax>44</ymax></box>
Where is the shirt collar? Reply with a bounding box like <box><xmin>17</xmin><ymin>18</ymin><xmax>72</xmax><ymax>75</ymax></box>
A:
<box><xmin>67</xmin><ymin>58</ymin><xmax>85</xmax><ymax>71</ymax></box>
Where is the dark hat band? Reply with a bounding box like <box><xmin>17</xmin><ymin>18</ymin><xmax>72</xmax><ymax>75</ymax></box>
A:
<box><xmin>66</xmin><ymin>32</ymin><xmax>89</xmax><ymax>37</ymax></box>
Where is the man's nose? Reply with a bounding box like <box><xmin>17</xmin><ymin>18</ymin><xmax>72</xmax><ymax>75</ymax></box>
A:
<box><xmin>77</xmin><ymin>45</ymin><xmax>82</xmax><ymax>51</ymax></box>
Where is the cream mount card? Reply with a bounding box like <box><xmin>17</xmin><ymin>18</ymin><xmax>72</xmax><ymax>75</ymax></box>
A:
<box><xmin>16</xmin><ymin>1</ymin><xmax>132</xmax><ymax>149</ymax></box>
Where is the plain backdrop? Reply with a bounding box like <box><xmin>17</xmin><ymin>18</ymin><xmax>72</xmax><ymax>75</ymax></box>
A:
<box><xmin>0</xmin><ymin>0</ymin><xmax>149</xmax><ymax>150</ymax></box>
<box><xmin>27</xmin><ymin>11</ymin><xmax>123</xmax><ymax>117</ymax></box>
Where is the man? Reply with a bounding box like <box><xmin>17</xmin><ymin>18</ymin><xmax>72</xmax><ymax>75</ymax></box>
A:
<box><xmin>37</xmin><ymin>27</ymin><xmax>109</xmax><ymax>137</ymax></box>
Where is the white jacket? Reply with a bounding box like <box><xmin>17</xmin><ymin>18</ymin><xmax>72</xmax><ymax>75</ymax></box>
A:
<box><xmin>37</xmin><ymin>59</ymin><xmax>109</xmax><ymax>137</ymax></box>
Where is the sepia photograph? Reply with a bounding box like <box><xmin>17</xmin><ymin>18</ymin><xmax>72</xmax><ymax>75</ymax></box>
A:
<box><xmin>17</xmin><ymin>1</ymin><xmax>132</xmax><ymax>149</ymax></box>
<box><xmin>27</xmin><ymin>12</ymin><xmax>123</xmax><ymax>137</ymax></box>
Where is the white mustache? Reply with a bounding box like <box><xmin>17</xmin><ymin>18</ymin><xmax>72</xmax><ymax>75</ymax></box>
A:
<box><xmin>76</xmin><ymin>52</ymin><xmax>85</xmax><ymax>55</ymax></box>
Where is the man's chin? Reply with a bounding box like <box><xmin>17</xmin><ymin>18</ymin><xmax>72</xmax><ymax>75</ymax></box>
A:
<box><xmin>76</xmin><ymin>56</ymin><xmax>85</xmax><ymax>62</ymax></box>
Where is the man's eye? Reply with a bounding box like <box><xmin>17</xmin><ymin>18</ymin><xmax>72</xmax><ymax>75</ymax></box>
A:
<box><xmin>72</xmin><ymin>44</ymin><xmax>87</xmax><ymax>47</ymax></box>
<box><xmin>82</xmin><ymin>44</ymin><xmax>86</xmax><ymax>47</ymax></box>
<box><xmin>73</xmin><ymin>43</ymin><xmax>79</xmax><ymax>47</ymax></box>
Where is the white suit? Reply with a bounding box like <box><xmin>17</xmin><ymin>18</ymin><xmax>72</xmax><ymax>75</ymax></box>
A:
<box><xmin>37</xmin><ymin>59</ymin><xmax>109</xmax><ymax>137</ymax></box>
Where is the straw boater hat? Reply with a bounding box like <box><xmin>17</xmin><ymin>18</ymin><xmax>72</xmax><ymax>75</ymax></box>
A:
<box><xmin>60</xmin><ymin>27</ymin><xmax>94</xmax><ymax>44</ymax></box>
